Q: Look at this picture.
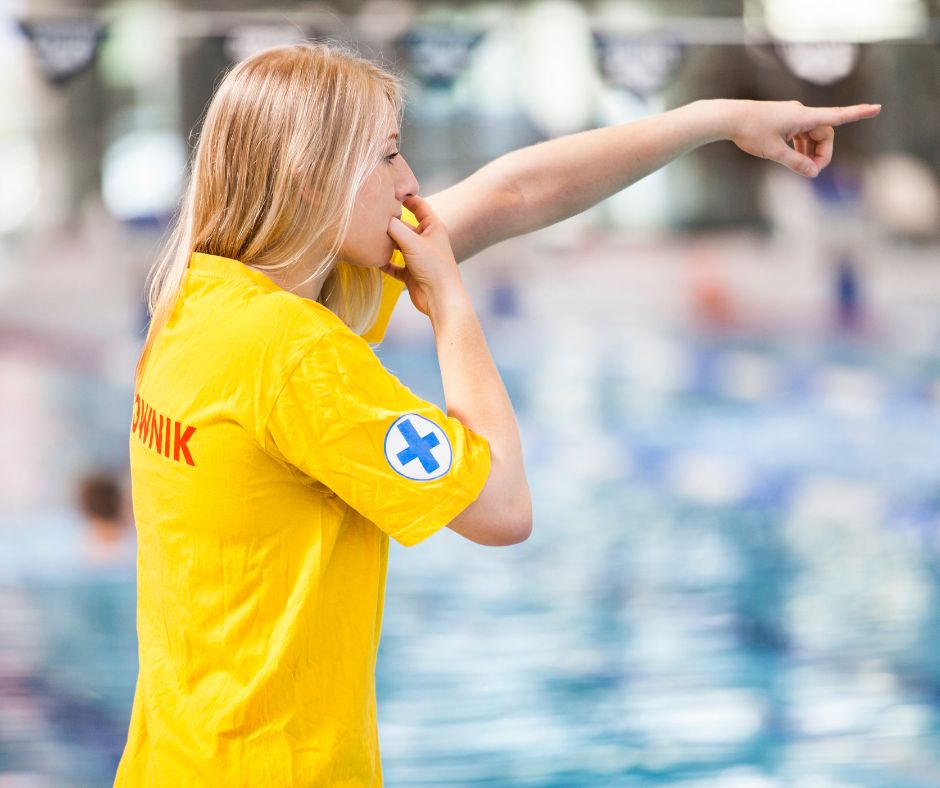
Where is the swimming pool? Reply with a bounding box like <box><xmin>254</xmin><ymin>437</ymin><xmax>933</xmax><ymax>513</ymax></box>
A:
<box><xmin>2</xmin><ymin>299</ymin><xmax>940</xmax><ymax>786</ymax></box>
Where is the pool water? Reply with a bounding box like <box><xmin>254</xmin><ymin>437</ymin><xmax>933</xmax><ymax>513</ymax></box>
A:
<box><xmin>2</xmin><ymin>312</ymin><xmax>940</xmax><ymax>786</ymax></box>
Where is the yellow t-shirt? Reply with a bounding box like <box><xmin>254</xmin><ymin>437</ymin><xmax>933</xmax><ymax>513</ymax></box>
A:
<box><xmin>114</xmin><ymin>244</ymin><xmax>491</xmax><ymax>784</ymax></box>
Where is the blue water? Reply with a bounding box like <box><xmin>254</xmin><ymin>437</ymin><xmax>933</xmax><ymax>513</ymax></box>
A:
<box><xmin>3</xmin><ymin>315</ymin><xmax>940</xmax><ymax>786</ymax></box>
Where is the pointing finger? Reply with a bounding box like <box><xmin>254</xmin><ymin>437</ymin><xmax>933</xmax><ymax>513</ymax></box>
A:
<box><xmin>810</xmin><ymin>103</ymin><xmax>881</xmax><ymax>128</ymax></box>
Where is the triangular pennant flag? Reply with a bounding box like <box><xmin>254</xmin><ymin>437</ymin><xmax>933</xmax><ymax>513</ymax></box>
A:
<box><xmin>593</xmin><ymin>30</ymin><xmax>684</xmax><ymax>99</ymax></box>
<box><xmin>18</xmin><ymin>17</ymin><xmax>107</xmax><ymax>85</ymax></box>
<box><xmin>396</xmin><ymin>28</ymin><xmax>485</xmax><ymax>89</ymax></box>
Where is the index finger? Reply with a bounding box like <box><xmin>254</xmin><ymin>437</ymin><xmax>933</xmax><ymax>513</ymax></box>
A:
<box><xmin>403</xmin><ymin>193</ymin><xmax>431</xmax><ymax>218</ymax></box>
<box><xmin>810</xmin><ymin>103</ymin><xmax>882</xmax><ymax>128</ymax></box>
<box><xmin>402</xmin><ymin>194</ymin><xmax>438</xmax><ymax>234</ymax></box>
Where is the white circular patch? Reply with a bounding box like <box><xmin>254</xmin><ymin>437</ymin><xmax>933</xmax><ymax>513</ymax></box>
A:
<box><xmin>384</xmin><ymin>413</ymin><xmax>452</xmax><ymax>481</ymax></box>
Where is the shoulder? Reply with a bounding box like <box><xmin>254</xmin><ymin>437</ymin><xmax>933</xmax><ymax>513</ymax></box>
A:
<box><xmin>205</xmin><ymin>283</ymin><xmax>360</xmax><ymax>402</ymax></box>
<box><xmin>243</xmin><ymin>287</ymin><xmax>350</xmax><ymax>356</ymax></box>
<box><xmin>254</xmin><ymin>292</ymin><xmax>391</xmax><ymax>395</ymax></box>
<box><xmin>262</xmin><ymin>288</ymin><xmax>348</xmax><ymax>335</ymax></box>
<box><xmin>227</xmin><ymin>289</ymin><xmax>373</xmax><ymax>444</ymax></box>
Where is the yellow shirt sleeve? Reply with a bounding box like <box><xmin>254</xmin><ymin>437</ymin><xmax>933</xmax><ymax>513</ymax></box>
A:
<box><xmin>359</xmin><ymin>204</ymin><xmax>418</xmax><ymax>344</ymax></box>
<box><xmin>263</xmin><ymin>326</ymin><xmax>491</xmax><ymax>547</ymax></box>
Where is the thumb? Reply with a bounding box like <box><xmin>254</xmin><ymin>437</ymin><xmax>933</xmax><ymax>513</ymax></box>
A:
<box><xmin>770</xmin><ymin>140</ymin><xmax>818</xmax><ymax>177</ymax></box>
<box><xmin>380</xmin><ymin>260</ymin><xmax>406</xmax><ymax>282</ymax></box>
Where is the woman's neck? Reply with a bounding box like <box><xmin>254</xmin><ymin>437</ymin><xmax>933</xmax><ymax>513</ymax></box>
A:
<box><xmin>254</xmin><ymin>255</ymin><xmax>332</xmax><ymax>302</ymax></box>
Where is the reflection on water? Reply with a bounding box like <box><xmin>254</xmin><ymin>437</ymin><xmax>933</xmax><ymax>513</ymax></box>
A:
<box><xmin>0</xmin><ymin>518</ymin><xmax>137</xmax><ymax>786</ymax></box>
<box><xmin>2</xmin><ymin>268</ymin><xmax>940</xmax><ymax>786</ymax></box>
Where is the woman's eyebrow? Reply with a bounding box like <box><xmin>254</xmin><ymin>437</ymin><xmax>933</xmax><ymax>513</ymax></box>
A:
<box><xmin>388</xmin><ymin>132</ymin><xmax>399</xmax><ymax>139</ymax></box>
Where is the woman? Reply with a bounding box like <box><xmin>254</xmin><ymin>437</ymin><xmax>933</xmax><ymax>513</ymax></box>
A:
<box><xmin>116</xmin><ymin>41</ymin><xmax>528</xmax><ymax>786</ymax></box>
<box><xmin>116</xmin><ymin>38</ymin><xmax>880</xmax><ymax>785</ymax></box>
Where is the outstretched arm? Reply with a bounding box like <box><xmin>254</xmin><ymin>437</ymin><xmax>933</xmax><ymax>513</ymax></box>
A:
<box><xmin>426</xmin><ymin>98</ymin><xmax>881</xmax><ymax>263</ymax></box>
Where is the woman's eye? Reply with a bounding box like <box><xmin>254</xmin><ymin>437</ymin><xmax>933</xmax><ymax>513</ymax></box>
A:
<box><xmin>385</xmin><ymin>151</ymin><xmax>400</xmax><ymax>164</ymax></box>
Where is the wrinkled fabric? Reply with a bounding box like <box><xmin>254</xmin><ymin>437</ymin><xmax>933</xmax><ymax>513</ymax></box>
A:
<box><xmin>115</xmin><ymin>212</ymin><xmax>491</xmax><ymax>786</ymax></box>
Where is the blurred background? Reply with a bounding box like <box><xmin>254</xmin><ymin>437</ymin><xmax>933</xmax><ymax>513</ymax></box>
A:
<box><xmin>2</xmin><ymin>0</ymin><xmax>940</xmax><ymax>785</ymax></box>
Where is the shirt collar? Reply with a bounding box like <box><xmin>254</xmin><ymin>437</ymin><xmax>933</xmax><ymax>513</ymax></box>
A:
<box><xmin>187</xmin><ymin>251</ymin><xmax>283</xmax><ymax>293</ymax></box>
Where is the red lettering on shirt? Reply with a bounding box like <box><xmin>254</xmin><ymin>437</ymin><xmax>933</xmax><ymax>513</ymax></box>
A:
<box><xmin>139</xmin><ymin>403</ymin><xmax>151</xmax><ymax>444</ymax></box>
<box><xmin>174</xmin><ymin>422</ymin><xmax>196</xmax><ymax>466</ymax></box>
<box><xmin>131</xmin><ymin>394</ymin><xmax>197</xmax><ymax>467</ymax></box>
<box><xmin>149</xmin><ymin>411</ymin><xmax>162</xmax><ymax>452</ymax></box>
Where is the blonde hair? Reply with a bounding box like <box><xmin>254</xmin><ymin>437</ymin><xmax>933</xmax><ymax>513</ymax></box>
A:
<box><xmin>134</xmin><ymin>40</ymin><xmax>404</xmax><ymax>388</ymax></box>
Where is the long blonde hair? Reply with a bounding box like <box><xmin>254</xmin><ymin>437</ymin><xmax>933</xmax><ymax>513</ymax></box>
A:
<box><xmin>134</xmin><ymin>40</ymin><xmax>404</xmax><ymax>388</ymax></box>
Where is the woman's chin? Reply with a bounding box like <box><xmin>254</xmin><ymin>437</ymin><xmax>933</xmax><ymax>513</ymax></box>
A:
<box><xmin>340</xmin><ymin>238</ymin><xmax>398</xmax><ymax>268</ymax></box>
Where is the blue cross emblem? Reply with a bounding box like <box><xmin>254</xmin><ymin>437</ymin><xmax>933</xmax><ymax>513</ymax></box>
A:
<box><xmin>395</xmin><ymin>419</ymin><xmax>441</xmax><ymax>473</ymax></box>
<box><xmin>384</xmin><ymin>413</ymin><xmax>452</xmax><ymax>481</ymax></box>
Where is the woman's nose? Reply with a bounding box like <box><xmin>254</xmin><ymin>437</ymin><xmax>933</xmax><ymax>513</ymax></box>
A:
<box><xmin>398</xmin><ymin>164</ymin><xmax>419</xmax><ymax>201</ymax></box>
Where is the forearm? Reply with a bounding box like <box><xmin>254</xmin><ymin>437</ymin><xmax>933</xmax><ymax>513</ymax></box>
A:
<box><xmin>428</xmin><ymin>288</ymin><xmax>525</xmax><ymax>489</ymax></box>
<box><xmin>483</xmin><ymin>98</ymin><xmax>733</xmax><ymax>235</ymax></box>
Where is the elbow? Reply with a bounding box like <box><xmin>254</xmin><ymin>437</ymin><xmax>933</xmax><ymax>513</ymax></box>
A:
<box><xmin>502</xmin><ymin>490</ymin><xmax>533</xmax><ymax>545</ymax></box>
<box><xmin>511</xmin><ymin>520</ymin><xmax>532</xmax><ymax>545</ymax></box>
<box><xmin>445</xmin><ymin>479</ymin><xmax>531</xmax><ymax>548</ymax></box>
